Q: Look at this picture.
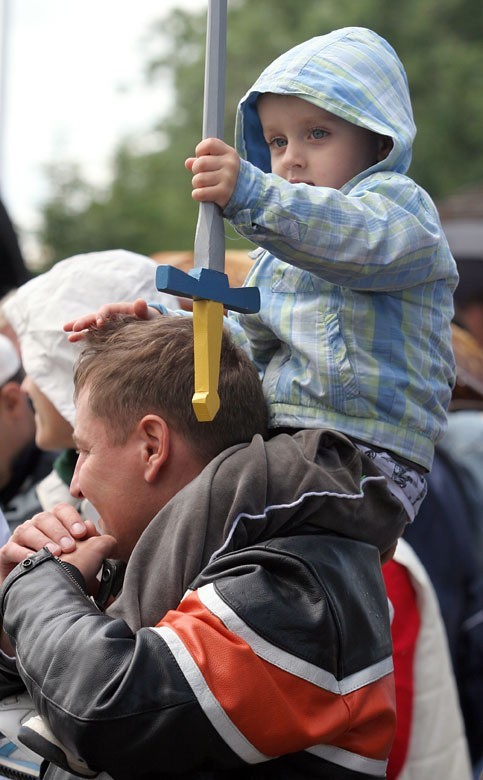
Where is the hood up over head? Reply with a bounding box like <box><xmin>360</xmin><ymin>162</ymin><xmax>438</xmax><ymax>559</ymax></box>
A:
<box><xmin>236</xmin><ymin>26</ymin><xmax>415</xmax><ymax>182</ymax></box>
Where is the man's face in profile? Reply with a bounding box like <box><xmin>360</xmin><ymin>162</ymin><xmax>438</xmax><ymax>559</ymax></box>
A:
<box><xmin>71</xmin><ymin>387</ymin><xmax>153</xmax><ymax>561</ymax></box>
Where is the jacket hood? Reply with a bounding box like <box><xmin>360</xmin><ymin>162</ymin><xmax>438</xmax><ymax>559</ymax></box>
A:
<box><xmin>235</xmin><ymin>26</ymin><xmax>415</xmax><ymax>180</ymax></box>
<box><xmin>3</xmin><ymin>250</ymin><xmax>176</xmax><ymax>427</ymax></box>
<box><xmin>109</xmin><ymin>429</ymin><xmax>404</xmax><ymax>631</ymax></box>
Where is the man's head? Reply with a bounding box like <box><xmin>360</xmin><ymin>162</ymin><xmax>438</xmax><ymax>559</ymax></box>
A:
<box><xmin>0</xmin><ymin>335</ymin><xmax>36</xmax><ymax>490</ymax></box>
<box><xmin>71</xmin><ymin>316</ymin><xmax>268</xmax><ymax>559</ymax></box>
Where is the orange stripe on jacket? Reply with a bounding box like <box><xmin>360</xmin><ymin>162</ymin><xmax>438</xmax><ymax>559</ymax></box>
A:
<box><xmin>157</xmin><ymin>591</ymin><xmax>395</xmax><ymax>760</ymax></box>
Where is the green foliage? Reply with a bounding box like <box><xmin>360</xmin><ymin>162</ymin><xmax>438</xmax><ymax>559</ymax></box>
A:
<box><xmin>37</xmin><ymin>0</ymin><xmax>483</xmax><ymax>265</ymax></box>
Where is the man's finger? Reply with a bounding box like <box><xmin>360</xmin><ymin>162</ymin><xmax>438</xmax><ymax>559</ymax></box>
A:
<box><xmin>11</xmin><ymin>523</ymin><xmax>63</xmax><ymax>556</ymax></box>
<box><xmin>11</xmin><ymin>506</ymin><xmax>87</xmax><ymax>555</ymax></box>
<box><xmin>51</xmin><ymin>503</ymin><xmax>89</xmax><ymax>538</ymax></box>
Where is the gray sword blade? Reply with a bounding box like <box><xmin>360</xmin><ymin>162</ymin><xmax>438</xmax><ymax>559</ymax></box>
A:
<box><xmin>193</xmin><ymin>0</ymin><xmax>227</xmax><ymax>274</ymax></box>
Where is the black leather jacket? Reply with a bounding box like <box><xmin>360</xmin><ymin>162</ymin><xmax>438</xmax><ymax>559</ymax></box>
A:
<box><xmin>0</xmin><ymin>533</ymin><xmax>394</xmax><ymax>780</ymax></box>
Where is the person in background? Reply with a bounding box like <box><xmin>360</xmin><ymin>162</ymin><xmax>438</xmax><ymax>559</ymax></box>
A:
<box><xmin>455</xmin><ymin>290</ymin><xmax>483</xmax><ymax>350</ymax></box>
<box><xmin>1</xmin><ymin>249</ymin><xmax>178</xmax><ymax>517</ymax></box>
<box><xmin>400</xmin><ymin>329</ymin><xmax>483</xmax><ymax>776</ymax></box>
<box><xmin>383</xmin><ymin>540</ymin><xmax>472</xmax><ymax>779</ymax></box>
<box><xmin>0</xmin><ymin>199</ymin><xmax>29</xmax><ymax>300</ymax></box>
<box><xmin>0</xmin><ymin>333</ymin><xmax>56</xmax><ymax>533</ymax></box>
<box><xmin>0</xmin><ymin>332</ymin><xmax>49</xmax><ymax>776</ymax></box>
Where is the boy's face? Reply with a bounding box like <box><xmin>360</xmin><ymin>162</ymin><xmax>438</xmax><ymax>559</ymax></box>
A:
<box><xmin>257</xmin><ymin>93</ymin><xmax>386</xmax><ymax>189</ymax></box>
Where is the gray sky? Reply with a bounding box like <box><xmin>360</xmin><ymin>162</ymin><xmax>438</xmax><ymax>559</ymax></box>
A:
<box><xmin>0</xmin><ymin>0</ymin><xmax>206</xmax><ymax>259</ymax></box>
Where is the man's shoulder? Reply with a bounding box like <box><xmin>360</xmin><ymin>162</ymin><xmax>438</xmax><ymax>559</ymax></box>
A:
<box><xmin>193</xmin><ymin>533</ymin><xmax>391</xmax><ymax>679</ymax></box>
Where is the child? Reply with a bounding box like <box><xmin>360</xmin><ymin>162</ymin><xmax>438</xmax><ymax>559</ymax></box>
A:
<box><xmin>67</xmin><ymin>27</ymin><xmax>458</xmax><ymax>542</ymax></box>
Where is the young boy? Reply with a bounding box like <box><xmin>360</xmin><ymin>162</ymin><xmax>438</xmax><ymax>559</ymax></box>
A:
<box><xmin>185</xmin><ymin>25</ymin><xmax>457</xmax><ymax>516</ymax></box>
<box><xmin>68</xmin><ymin>27</ymin><xmax>458</xmax><ymax>542</ymax></box>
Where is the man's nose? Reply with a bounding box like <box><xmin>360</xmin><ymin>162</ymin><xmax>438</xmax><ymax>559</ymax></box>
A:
<box><xmin>70</xmin><ymin>462</ymin><xmax>84</xmax><ymax>499</ymax></box>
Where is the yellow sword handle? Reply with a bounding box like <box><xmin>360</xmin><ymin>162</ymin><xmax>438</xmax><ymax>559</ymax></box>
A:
<box><xmin>192</xmin><ymin>298</ymin><xmax>224</xmax><ymax>421</ymax></box>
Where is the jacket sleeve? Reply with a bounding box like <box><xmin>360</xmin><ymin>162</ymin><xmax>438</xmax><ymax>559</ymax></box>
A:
<box><xmin>0</xmin><ymin>543</ymin><xmax>394</xmax><ymax>780</ymax></box>
<box><xmin>224</xmin><ymin>159</ymin><xmax>453</xmax><ymax>292</ymax></box>
<box><xmin>0</xmin><ymin>550</ymin><xmax>240</xmax><ymax>779</ymax></box>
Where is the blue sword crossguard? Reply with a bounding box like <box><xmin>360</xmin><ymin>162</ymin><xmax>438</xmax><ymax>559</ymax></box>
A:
<box><xmin>156</xmin><ymin>265</ymin><xmax>260</xmax><ymax>422</ymax></box>
<box><xmin>155</xmin><ymin>265</ymin><xmax>260</xmax><ymax>314</ymax></box>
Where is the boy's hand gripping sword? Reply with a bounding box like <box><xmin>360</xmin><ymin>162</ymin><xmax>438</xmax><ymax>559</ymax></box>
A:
<box><xmin>155</xmin><ymin>0</ymin><xmax>260</xmax><ymax>421</ymax></box>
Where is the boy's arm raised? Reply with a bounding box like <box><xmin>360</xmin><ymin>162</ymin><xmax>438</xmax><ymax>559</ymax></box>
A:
<box><xmin>63</xmin><ymin>298</ymin><xmax>161</xmax><ymax>342</ymax></box>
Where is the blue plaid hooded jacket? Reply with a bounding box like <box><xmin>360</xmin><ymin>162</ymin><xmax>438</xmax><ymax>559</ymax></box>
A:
<box><xmin>224</xmin><ymin>26</ymin><xmax>458</xmax><ymax>471</ymax></box>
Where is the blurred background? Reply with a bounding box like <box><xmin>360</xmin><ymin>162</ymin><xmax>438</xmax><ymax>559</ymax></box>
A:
<box><xmin>1</xmin><ymin>0</ymin><xmax>482</xmax><ymax>311</ymax></box>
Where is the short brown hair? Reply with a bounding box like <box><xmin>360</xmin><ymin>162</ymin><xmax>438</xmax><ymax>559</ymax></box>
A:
<box><xmin>74</xmin><ymin>316</ymin><xmax>267</xmax><ymax>462</ymax></box>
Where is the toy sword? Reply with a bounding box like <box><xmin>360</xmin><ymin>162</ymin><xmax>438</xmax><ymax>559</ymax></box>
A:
<box><xmin>155</xmin><ymin>0</ymin><xmax>260</xmax><ymax>421</ymax></box>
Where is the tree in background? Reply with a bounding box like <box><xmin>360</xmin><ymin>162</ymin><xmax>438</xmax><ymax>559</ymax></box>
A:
<box><xmin>37</xmin><ymin>0</ymin><xmax>483</xmax><ymax>266</ymax></box>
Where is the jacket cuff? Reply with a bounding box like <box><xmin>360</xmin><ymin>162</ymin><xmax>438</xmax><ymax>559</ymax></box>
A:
<box><xmin>223</xmin><ymin>158</ymin><xmax>264</xmax><ymax>219</ymax></box>
<box><xmin>0</xmin><ymin>548</ymin><xmax>87</xmax><ymax>618</ymax></box>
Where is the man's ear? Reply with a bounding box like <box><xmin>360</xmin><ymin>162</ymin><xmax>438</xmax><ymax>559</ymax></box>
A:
<box><xmin>376</xmin><ymin>135</ymin><xmax>393</xmax><ymax>162</ymax></box>
<box><xmin>137</xmin><ymin>415</ymin><xmax>170</xmax><ymax>483</ymax></box>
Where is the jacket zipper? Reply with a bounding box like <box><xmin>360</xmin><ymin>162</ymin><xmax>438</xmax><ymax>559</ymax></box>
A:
<box><xmin>53</xmin><ymin>556</ymin><xmax>99</xmax><ymax>609</ymax></box>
